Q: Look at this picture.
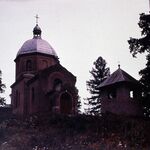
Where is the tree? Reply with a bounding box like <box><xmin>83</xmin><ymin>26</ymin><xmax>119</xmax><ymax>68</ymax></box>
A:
<box><xmin>128</xmin><ymin>13</ymin><xmax>150</xmax><ymax>57</ymax></box>
<box><xmin>139</xmin><ymin>54</ymin><xmax>150</xmax><ymax>117</ymax></box>
<box><xmin>128</xmin><ymin>13</ymin><xmax>150</xmax><ymax>117</ymax></box>
<box><xmin>77</xmin><ymin>96</ymin><xmax>82</xmax><ymax>114</ymax></box>
<box><xmin>0</xmin><ymin>70</ymin><xmax>6</xmax><ymax>106</ymax></box>
<box><xmin>85</xmin><ymin>56</ymin><xmax>110</xmax><ymax>115</ymax></box>
<box><xmin>75</xmin><ymin>87</ymin><xmax>82</xmax><ymax>114</ymax></box>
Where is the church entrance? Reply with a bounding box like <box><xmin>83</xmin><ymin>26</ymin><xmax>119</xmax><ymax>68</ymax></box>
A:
<box><xmin>60</xmin><ymin>92</ymin><xmax>72</xmax><ymax>114</ymax></box>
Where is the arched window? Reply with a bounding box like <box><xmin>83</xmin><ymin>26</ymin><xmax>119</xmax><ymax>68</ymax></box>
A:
<box><xmin>60</xmin><ymin>92</ymin><xmax>72</xmax><ymax>114</ymax></box>
<box><xmin>42</xmin><ymin>60</ymin><xmax>48</xmax><ymax>69</ymax></box>
<box><xmin>130</xmin><ymin>91</ymin><xmax>134</xmax><ymax>99</ymax></box>
<box><xmin>108</xmin><ymin>90</ymin><xmax>116</xmax><ymax>100</ymax></box>
<box><xmin>53</xmin><ymin>79</ymin><xmax>62</xmax><ymax>91</ymax></box>
<box><xmin>26</xmin><ymin>60</ymin><xmax>32</xmax><ymax>71</ymax></box>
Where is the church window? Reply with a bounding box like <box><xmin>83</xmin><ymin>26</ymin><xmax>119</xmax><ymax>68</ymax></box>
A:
<box><xmin>130</xmin><ymin>91</ymin><xmax>134</xmax><ymax>99</ymax></box>
<box><xmin>53</xmin><ymin>79</ymin><xmax>62</xmax><ymax>91</ymax></box>
<box><xmin>108</xmin><ymin>90</ymin><xmax>116</xmax><ymax>99</ymax></box>
<box><xmin>42</xmin><ymin>60</ymin><xmax>48</xmax><ymax>69</ymax></box>
<box><xmin>60</xmin><ymin>92</ymin><xmax>72</xmax><ymax>114</ymax></box>
<box><xmin>26</xmin><ymin>60</ymin><xmax>32</xmax><ymax>71</ymax></box>
<box><xmin>142</xmin><ymin>92</ymin><xmax>145</xmax><ymax>97</ymax></box>
<box><xmin>32</xmin><ymin>87</ymin><xmax>35</xmax><ymax>103</ymax></box>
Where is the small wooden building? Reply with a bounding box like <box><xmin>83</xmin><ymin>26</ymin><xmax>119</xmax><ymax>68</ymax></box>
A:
<box><xmin>100</xmin><ymin>66</ymin><xmax>143</xmax><ymax>116</ymax></box>
<box><xmin>11</xmin><ymin>23</ymin><xmax>78</xmax><ymax>116</ymax></box>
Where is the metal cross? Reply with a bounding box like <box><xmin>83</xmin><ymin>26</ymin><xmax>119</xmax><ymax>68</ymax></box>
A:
<box><xmin>35</xmin><ymin>14</ymin><xmax>39</xmax><ymax>24</ymax></box>
<box><xmin>117</xmin><ymin>61</ymin><xmax>120</xmax><ymax>68</ymax></box>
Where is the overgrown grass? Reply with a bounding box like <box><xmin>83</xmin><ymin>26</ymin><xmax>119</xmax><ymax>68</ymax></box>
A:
<box><xmin>0</xmin><ymin>113</ymin><xmax>150</xmax><ymax>149</ymax></box>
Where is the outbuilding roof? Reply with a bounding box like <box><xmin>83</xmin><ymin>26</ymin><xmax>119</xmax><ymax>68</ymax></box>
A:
<box><xmin>99</xmin><ymin>67</ymin><xmax>139</xmax><ymax>88</ymax></box>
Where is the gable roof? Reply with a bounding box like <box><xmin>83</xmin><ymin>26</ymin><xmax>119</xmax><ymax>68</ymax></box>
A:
<box><xmin>99</xmin><ymin>67</ymin><xmax>139</xmax><ymax>88</ymax></box>
<box><xmin>42</xmin><ymin>63</ymin><xmax>76</xmax><ymax>79</ymax></box>
<box><xmin>27</xmin><ymin>63</ymin><xmax>76</xmax><ymax>85</ymax></box>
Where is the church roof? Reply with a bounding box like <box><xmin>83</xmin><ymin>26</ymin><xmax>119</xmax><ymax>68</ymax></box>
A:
<box><xmin>99</xmin><ymin>67</ymin><xmax>139</xmax><ymax>88</ymax></box>
<box><xmin>17</xmin><ymin>24</ymin><xmax>58</xmax><ymax>58</ymax></box>
<box><xmin>17</xmin><ymin>38</ymin><xmax>57</xmax><ymax>57</ymax></box>
<box><xmin>27</xmin><ymin>63</ymin><xmax>76</xmax><ymax>85</ymax></box>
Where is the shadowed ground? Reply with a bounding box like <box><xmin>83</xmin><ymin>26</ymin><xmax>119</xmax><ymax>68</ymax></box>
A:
<box><xmin>0</xmin><ymin>112</ymin><xmax>150</xmax><ymax>150</ymax></box>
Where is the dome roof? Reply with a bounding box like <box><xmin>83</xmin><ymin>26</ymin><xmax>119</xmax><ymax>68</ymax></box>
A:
<box><xmin>16</xmin><ymin>24</ymin><xmax>58</xmax><ymax>58</ymax></box>
<box><xmin>17</xmin><ymin>38</ymin><xmax>57</xmax><ymax>57</ymax></box>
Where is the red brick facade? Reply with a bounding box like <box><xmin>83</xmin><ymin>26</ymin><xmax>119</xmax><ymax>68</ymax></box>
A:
<box><xmin>11</xmin><ymin>24</ymin><xmax>78</xmax><ymax>116</ymax></box>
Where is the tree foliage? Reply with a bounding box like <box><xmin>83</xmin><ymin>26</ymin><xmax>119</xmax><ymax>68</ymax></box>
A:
<box><xmin>0</xmin><ymin>70</ymin><xmax>6</xmax><ymax>106</ymax></box>
<box><xmin>77</xmin><ymin>97</ymin><xmax>82</xmax><ymax>114</ymax></box>
<box><xmin>139</xmin><ymin>54</ymin><xmax>150</xmax><ymax>92</ymax></box>
<box><xmin>128</xmin><ymin>13</ymin><xmax>150</xmax><ymax>57</ymax></box>
<box><xmin>139</xmin><ymin>54</ymin><xmax>150</xmax><ymax>117</ymax></box>
<box><xmin>75</xmin><ymin>87</ymin><xmax>82</xmax><ymax>114</ymax></box>
<box><xmin>128</xmin><ymin>13</ymin><xmax>150</xmax><ymax>117</ymax></box>
<box><xmin>85</xmin><ymin>56</ymin><xmax>110</xmax><ymax>115</ymax></box>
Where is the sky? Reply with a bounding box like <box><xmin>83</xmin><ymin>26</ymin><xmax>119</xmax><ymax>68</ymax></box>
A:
<box><xmin>0</xmin><ymin>0</ymin><xmax>149</xmax><ymax>106</ymax></box>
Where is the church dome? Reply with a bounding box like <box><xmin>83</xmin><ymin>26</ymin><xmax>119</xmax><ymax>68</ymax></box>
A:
<box><xmin>17</xmin><ymin>24</ymin><xmax>58</xmax><ymax>57</ymax></box>
<box><xmin>17</xmin><ymin>38</ymin><xmax>57</xmax><ymax>57</ymax></box>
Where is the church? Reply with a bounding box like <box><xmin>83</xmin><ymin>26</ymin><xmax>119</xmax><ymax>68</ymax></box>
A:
<box><xmin>11</xmin><ymin>20</ymin><xmax>78</xmax><ymax>116</ymax></box>
<box><xmin>99</xmin><ymin>65</ymin><xmax>143</xmax><ymax>116</ymax></box>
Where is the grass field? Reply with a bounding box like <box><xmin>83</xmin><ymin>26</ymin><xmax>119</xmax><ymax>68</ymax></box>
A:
<box><xmin>0</xmin><ymin>113</ymin><xmax>149</xmax><ymax>150</ymax></box>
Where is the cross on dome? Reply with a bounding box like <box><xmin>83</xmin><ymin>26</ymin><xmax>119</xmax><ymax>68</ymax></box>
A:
<box><xmin>33</xmin><ymin>14</ymin><xmax>42</xmax><ymax>38</ymax></box>
<box><xmin>35</xmin><ymin>14</ymin><xmax>39</xmax><ymax>24</ymax></box>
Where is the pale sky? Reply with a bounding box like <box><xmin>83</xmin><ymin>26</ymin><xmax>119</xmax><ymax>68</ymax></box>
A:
<box><xmin>0</xmin><ymin>0</ymin><xmax>148</xmax><ymax>105</ymax></box>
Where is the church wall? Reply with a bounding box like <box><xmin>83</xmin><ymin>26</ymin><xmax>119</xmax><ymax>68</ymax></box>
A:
<box><xmin>101</xmin><ymin>84</ymin><xmax>143</xmax><ymax>116</ymax></box>
<box><xmin>28</xmin><ymin>81</ymin><xmax>40</xmax><ymax>114</ymax></box>
<box><xmin>48</xmin><ymin>72</ymin><xmax>72</xmax><ymax>113</ymax></box>
<box><xmin>48</xmin><ymin>72</ymin><xmax>75</xmax><ymax>90</ymax></box>
<box><xmin>117</xmin><ymin>85</ymin><xmax>130</xmax><ymax>101</ymax></box>
<box><xmin>15</xmin><ymin>54</ymin><xmax>58</xmax><ymax>80</ymax></box>
<box><xmin>11</xmin><ymin>80</ymin><xmax>25</xmax><ymax>115</ymax></box>
<box><xmin>36</xmin><ymin>55</ymin><xmax>58</xmax><ymax>71</ymax></box>
<box><xmin>37</xmin><ymin>80</ymin><xmax>50</xmax><ymax>113</ymax></box>
<box><xmin>15</xmin><ymin>56</ymin><xmax>37</xmax><ymax>80</ymax></box>
<box><xmin>28</xmin><ymin>79</ymin><xmax>51</xmax><ymax>114</ymax></box>
<box><xmin>36</xmin><ymin>71</ymin><xmax>77</xmax><ymax>114</ymax></box>
<box><xmin>48</xmin><ymin>72</ymin><xmax>64</xmax><ymax>91</ymax></box>
<box><xmin>13</xmin><ymin>63</ymin><xmax>77</xmax><ymax>116</ymax></box>
<box><xmin>12</xmin><ymin>68</ymin><xmax>77</xmax><ymax>116</ymax></box>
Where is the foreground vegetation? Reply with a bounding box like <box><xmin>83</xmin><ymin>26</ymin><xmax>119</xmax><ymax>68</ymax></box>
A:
<box><xmin>0</xmin><ymin>112</ymin><xmax>150</xmax><ymax>150</ymax></box>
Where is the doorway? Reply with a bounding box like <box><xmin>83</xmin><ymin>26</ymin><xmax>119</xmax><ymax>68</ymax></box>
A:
<box><xmin>60</xmin><ymin>92</ymin><xmax>72</xmax><ymax>114</ymax></box>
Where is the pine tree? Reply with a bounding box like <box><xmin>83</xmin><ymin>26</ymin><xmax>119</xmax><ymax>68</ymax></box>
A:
<box><xmin>128</xmin><ymin>13</ymin><xmax>150</xmax><ymax>57</ymax></box>
<box><xmin>85</xmin><ymin>56</ymin><xmax>110</xmax><ymax>115</ymax></box>
<box><xmin>77</xmin><ymin>97</ymin><xmax>82</xmax><ymax>114</ymax></box>
<box><xmin>128</xmin><ymin>13</ymin><xmax>150</xmax><ymax>117</ymax></box>
<box><xmin>75</xmin><ymin>87</ymin><xmax>82</xmax><ymax>114</ymax></box>
<box><xmin>0</xmin><ymin>70</ymin><xmax>6</xmax><ymax>106</ymax></box>
<box><xmin>139</xmin><ymin>54</ymin><xmax>150</xmax><ymax>117</ymax></box>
